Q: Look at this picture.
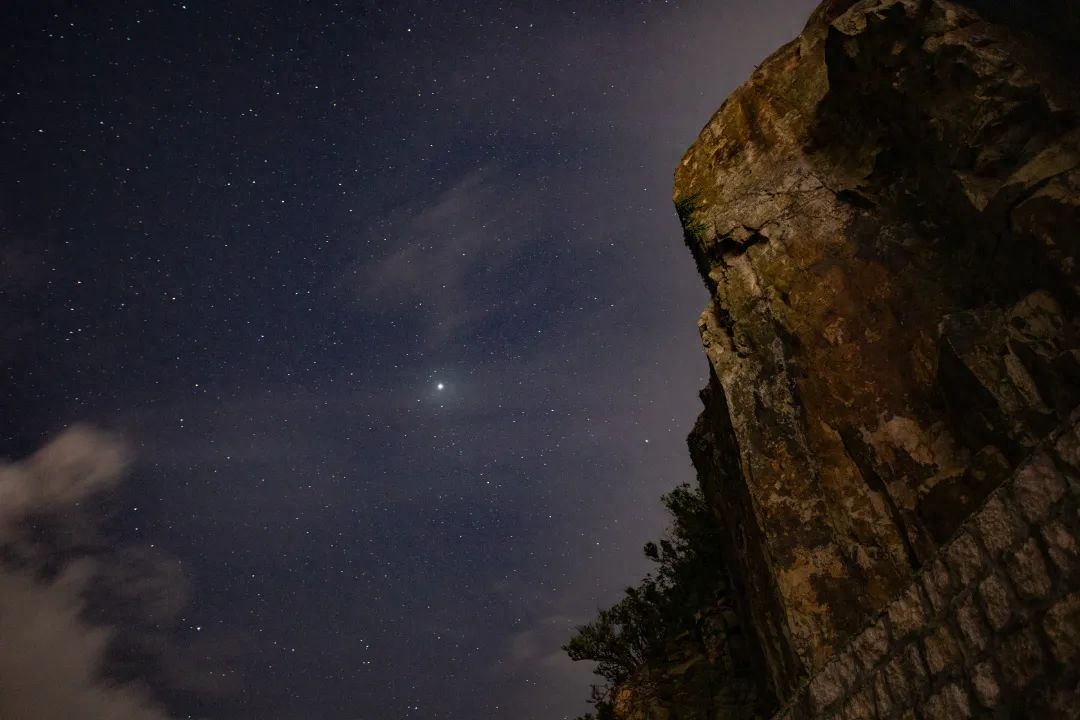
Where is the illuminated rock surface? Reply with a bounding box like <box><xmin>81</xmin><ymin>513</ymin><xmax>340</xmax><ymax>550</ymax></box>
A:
<box><xmin>666</xmin><ymin>0</ymin><xmax>1080</xmax><ymax>716</ymax></box>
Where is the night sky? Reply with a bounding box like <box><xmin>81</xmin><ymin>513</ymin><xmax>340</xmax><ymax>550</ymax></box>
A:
<box><xmin>1</xmin><ymin>2</ymin><xmax>816</xmax><ymax>718</ymax></box>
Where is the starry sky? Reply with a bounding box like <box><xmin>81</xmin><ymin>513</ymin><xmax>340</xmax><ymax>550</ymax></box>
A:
<box><xmin>1</xmin><ymin>2</ymin><xmax>817</xmax><ymax>718</ymax></box>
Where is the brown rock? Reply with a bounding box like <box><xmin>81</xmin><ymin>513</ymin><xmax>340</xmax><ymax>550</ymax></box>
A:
<box><xmin>809</xmin><ymin>654</ymin><xmax>856</xmax><ymax>713</ymax></box>
<box><xmin>1041</xmin><ymin>518</ymin><xmax>1080</xmax><ymax>579</ymax></box>
<box><xmin>882</xmin><ymin>653</ymin><xmax>914</xmax><ymax>707</ymax></box>
<box><xmin>972</xmin><ymin>493</ymin><xmax>1025</xmax><ymax>558</ymax></box>
<box><xmin>851</xmin><ymin>619</ymin><xmax>890</xmax><ymax>672</ymax></box>
<box><xmin>1006</xmin><ymin>537</ymin><xmax>1053</xmax><ymax>601</ymax></box>
<box><xmin>1011</xmin><ymin>452</ymin><xmax>1067</xmax><ymax>523</ymax></box>
<box><xmin>920</xmin><ymin>558</ymin><xmax>954</xmax><ymax>614</ymax></box>
<box><xmin>921</xmin><ymin>683</ymin><xmax>972</xmax><ymax>720</ymax></box>
<box><xmin>954</xmin><ymin>595</ymin><xmax>990</xmax><ymax>653</ymax></box>
<box><xmin>1043</xmin><ymin>686</ymin><xmax>1080</xmax><ymax>720</ymax></box>
<box><xmin>999</xmin><ymin>629</ymin><xmax>1044</xmax><ymax>691</ymax></box>
<box><xmin>902</xmin><ymin>643</ymin><xmax>929</xmax><ymax>698</ymax></box>
<box><xmin>969</xmin><ymin>662</ymin><xmax>1000</xmax><ymax>708</ymax></box>
<box><xmin>1054</xmin><ymin>418</ymin><xmax>1080</xmax><ymax>470</ymax></box>
<box><xmin>1042</xmin><ymin>592</ymin><xmax>1080</xmax><ymax>665</ymax></box>
<box><xmin>886</xmin><ymin>585</ymin><xmax>927</xmax><ymax>640</ymax></box>
<box><xmin>872</xmin><ymin>672</ymin><xmax>893</xmax><ymax>718</ymax></box>
<box><xmin>976</xmin><ymin>574</ymin><xmax>1013</xmax><ymax>631</ymax></box>
<box><xmin>840</xmin><ymin>685</ymin><xmax>876</xmax><ymax>720</ymax></box>
<box><xmin>922</xmin><ymin>623</ymin><xmax>962</xmax><ymax>675</ymax></box>
<box><xmin>944</xmin><ymin>532</ymin><xmax>985</xmax><ymax>588</ymax></box>
<box><xmin>676</xmin><ymin>0</ymin><xmax>1080</xmax><ymax>704</ymax></box>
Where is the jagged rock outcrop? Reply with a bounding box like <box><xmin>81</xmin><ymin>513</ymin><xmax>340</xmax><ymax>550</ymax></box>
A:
<box><xmin>674</xmin><ymin>0</ymin><xmax>1080</xmax><ymax>712</ymax></box>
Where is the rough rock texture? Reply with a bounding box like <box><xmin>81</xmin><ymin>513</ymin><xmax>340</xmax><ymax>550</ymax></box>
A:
<box><xmin>675</xmin><ymin>0</ymin><xmax>1080</xmax><ymax>710</ymax></box>
<box><xmin>774</xmin><ymin>418</ymin><xmax>1080</xmax><ymax>719</ymax></box>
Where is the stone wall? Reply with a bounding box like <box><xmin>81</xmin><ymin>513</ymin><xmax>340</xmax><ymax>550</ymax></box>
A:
<box><xmin>772</xmin><ymin>416</ymin><xmax>1080</xmax><ymax>719</ymax></box>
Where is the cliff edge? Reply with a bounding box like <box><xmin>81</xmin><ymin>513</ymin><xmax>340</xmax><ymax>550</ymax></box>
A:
<box><xmin>675</xmin><ymin>0</ymin><xmax>1080</xmax><ymax>714</ymax></box>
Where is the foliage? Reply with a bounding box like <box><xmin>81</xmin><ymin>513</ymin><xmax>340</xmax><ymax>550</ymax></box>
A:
<box><xmin>673</xmin><ymin>192</ymin><xmax>712</xmax><ymax>283</ymax></box>
<box><xmin>674</xmin><ymin>192</ymin><xmax>708</xmax><ymax>242</ymax></box>
<box><xmin>563</xmin><ymin>483</ymin><xmax>728</xmax><ymax>711</ymax></box>
<box><xmin>571</xmin><ymin>689</ymin><xmax>617</xmax><ymax>720</ymax></box>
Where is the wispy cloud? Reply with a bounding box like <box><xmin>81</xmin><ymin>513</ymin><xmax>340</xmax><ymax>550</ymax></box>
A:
<box><xmin>0</xmin><ymin>425</ymin><xmax>128</xmax><ymax>527</ymax></box>
<box><xmin>345</xmin><ymin>166</ymin><xmax>548</xmax><ymax>343</ymax></box>
<box><xmin>0</xmin><ymin>426</ymin><xmax>177</xmax><ymax>720</ymax></box>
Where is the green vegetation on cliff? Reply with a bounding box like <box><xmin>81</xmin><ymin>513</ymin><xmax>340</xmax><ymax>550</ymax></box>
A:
<box><xmin>674</xmin><ymin>193</ymin><xmax>711</xmax><ymax>284</ymax></box>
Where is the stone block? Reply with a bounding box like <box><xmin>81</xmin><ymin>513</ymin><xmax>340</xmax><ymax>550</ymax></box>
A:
<box><xmin>922</xmin><ymin>623</ymin><xmax>962</xmax><ymax>675</ymax></box>
<box><xmin>872</xmin><ymin>672</ymin><xmax>893</xmax><ymax>718</ymax></box>
<box><xmin>1011</xmin><ymin>452</ymin><xmax>1066</xmax><ymax>523</ymax></box>
<box><xmin>1054</xmin><ymin>420</ymin><xmax>1080</xmax><ymax>470</ymax></box>
<box><xmin>944</xmin><ymin>531</ymin><xmax>985</xmax><ymax>587</ymax></box>
<box><xmin>882</xmin><ymin>652</ymin><xmax>914</xmax><ymax>707</ymax></box>
<box><xmin>920</xmin><ymin>557</ymin><xmax>954</xmax><ymax>613</ymax></box>
<box><xmin>902</xmin><ymin>642</ymin><xmax>929</xmax><ymax>698</ymax></box>
<box><xmin>1006</xmin><ymin>537</ymin><xmax>1053</xmax><ymax>601</ymax></box>
<box><xmin>810</xmin><ymin>652</ymin><xmax>858</xmax><ymax>713</ymax></box>
<box><xmin>954</xmin><ymin>594</ymin><xmax>990</xmax><ymax>654</ymax></box>
<box><xmin>1042</xmin><ymin>591</ymin><xmax>1080</xmax><ymax>665</ymax></box>
<box><xmin>920</xmin><ymin>683</ymin><xmax>972</xmax><ymax>720</ymax></box>
<box><xmin>840</xmin><ymin>685</ymin><xmax>876</xmax><ymax>720</ymax></box>
<box><xmin>851</xmin><ymin>619</ymin><xmax>891</xmax><ymax>672</ymax></box>
<box><xmin>887</xmin><ymin>585</ymin><xmax>928</xmax><ymax>640</ymax></box>
<box><xmin>999</xmin><ymin>628</ymin><xmax>1044</xmax><ymax>691</ymax></box>
<box><xmin>977</xmin><ymin>573</ymin><xmax>1013</xmax><ymax>630</ymax></box>
<box><xmin>973</xmin><ymin>493</ymin><xmax>1025</xmax><ymax>558</ymax></box>
<box><xmin>970</xmin><ymin>661</ymin><xmax>1000</xmax><ymax>708</ymax></box>
<box><xmin>1041</xmin><ymin>517</ymin><xmax>1080</xmax><ymax>579</ymax></box>
<box><xmin>834</xmin><ymin>652</ymin><xmax>858</xmax><ymax>690</ymax></box>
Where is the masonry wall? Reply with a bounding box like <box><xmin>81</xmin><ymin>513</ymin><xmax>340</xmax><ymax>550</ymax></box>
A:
<box><xmin>772</xmin><ymin>417</ymin><xmax>1080</xmax><ymax>720</ymax></box>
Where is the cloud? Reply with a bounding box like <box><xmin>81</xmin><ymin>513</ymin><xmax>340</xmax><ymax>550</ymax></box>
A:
<box><xmin>504</xmin><ymin>615</ymin><xmax>582</xmax><ymax>667</ymax></box>
<box><xmin>0</xmin><ymin>426</ymin><xmax>176</xmax><ymax>720</ymax></box>
<box><xmin>0</xmin><ymin>424</ymin><xmax>128</xmax><ymax>531</ymax></box>
<box><xmin>0</xmin><ymin>566</ymin><xmax>172</xmax><ymax>720</ymax></box>
<box><xmin>496</xmin><ymin>615</ymin><xmax>597</xmax><ymax>718</ymax></box>
<box><xmin>345</xmin><ymin>166</ymin><xmax>549</xmax><ymax>342</ymax></box>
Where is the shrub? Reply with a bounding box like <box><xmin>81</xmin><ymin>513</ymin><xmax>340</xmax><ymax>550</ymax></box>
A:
<box><xmin>563</xmin><ymin>484</ymin><xmax>729</xmax><ymax>708</ymax></box>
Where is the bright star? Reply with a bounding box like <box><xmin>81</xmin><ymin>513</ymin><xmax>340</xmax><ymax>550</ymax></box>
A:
<box><xmin>436</xmin><ymin>383</ymin><xmax>444</xmax><ymax>390</ymax></box>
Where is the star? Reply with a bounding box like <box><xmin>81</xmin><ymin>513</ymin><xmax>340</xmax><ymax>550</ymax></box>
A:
<box><xmin>436</xmin><ymin>383</ymin><xmax>445</xmax><ymax>390</ymax></box>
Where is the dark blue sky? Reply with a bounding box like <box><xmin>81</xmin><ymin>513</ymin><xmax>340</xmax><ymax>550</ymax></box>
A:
<box><xmin>1</xmin><ymin>2</ymin><xmax>816</xmax><ymax>718</ymax></box>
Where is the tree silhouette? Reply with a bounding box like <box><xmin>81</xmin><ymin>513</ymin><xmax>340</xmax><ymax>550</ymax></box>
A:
<box><xmin>563</xmin><ymin>483</ymin><xmax>730</xmax><ymax>715</ymax></box>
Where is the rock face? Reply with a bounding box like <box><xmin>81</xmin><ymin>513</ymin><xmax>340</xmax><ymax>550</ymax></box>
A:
<box><xmin>675</xmin><ymin>0</ymin><xmax>1080</xmax><ymax>709</ymax></box>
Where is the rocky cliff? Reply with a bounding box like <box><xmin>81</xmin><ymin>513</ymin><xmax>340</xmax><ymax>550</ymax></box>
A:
<box><xmin>674</xmin><ymin>0</ymin><xmax>1080</xmax><ymax>715</ymax></box>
